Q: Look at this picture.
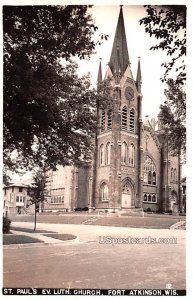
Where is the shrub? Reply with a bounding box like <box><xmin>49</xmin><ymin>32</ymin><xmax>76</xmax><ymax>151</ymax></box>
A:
<box><xmin>146</xmin><ymin>207</ymin><xmax>152</xmax><ymax>213</ymax></box>
<box><xmin>82</xmin><ymin>207</ymin><xmax>88</xmax><ymax>211</ymax></box>
<box><xmin>3</xmin><ymin>216</ymin><xmax>11</xmax><ymax>234</ymax></box>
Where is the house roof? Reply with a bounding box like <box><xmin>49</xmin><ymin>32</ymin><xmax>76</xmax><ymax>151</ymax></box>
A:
<box><xmin>4</xmin><ymin>183</ymin><xmax>29</xmax><ymax>189</ymax></box>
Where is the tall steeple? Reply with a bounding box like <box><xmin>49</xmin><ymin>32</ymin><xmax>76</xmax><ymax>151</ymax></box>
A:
<box><xmin>97</xmin><ymin>58</ymin><xmax>102</xmax><ymax>85</ymax></box>
<box><xmin>109</xmin><ymin>6</ymin><xmax>130</xmax><ymax>77</ymax></box>
<box><xmin>136</xmin><ymin>57</ymin><xmax>142</xmax><ymax>92</ymax></box>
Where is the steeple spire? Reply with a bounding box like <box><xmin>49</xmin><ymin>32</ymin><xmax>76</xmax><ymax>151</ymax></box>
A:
<box><xmin>136</xmin><ymin>57</ymin><xmax>142</xmax><ymax>92</ymax></box>
<box><xmin>97</xmin><ymin>58</ymin><xmax>102</xmax><ymax>88</ymax></box>
<box><xmin>109</xmin><ymin>6</ymin><xmax>130</xmax><ymax>77</ymax></box>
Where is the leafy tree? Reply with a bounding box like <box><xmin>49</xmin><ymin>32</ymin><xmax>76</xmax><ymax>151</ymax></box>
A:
<box><xmin>159</xmin><ymin>79</ymin><xmax>186</xmax><ymax>156</ymax></box>
<box><xmin>3</xmin><ymin>168</ymin><xmax>11</xmax><ymax>186</ymax></box>
<box><xmin>4</xmin><ymin>60</ymin><xmax>113</xmax><ymax>171</ymax></box>
<box><xmin>3</xmin><ymin>5</ymin><xmax>110</xmax><ymax>171</ymax></box>
<box><xmin>139</xmin><ymin>5</ymin><xmax>186</xmax><ymax>84</ymax></box>
<box><xmin>28</xmin><ymin>168</ymin><xmax>49</xmax><ymax>231</ymax></box>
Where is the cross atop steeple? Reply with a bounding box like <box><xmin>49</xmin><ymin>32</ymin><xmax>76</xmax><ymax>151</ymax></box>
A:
<box><xmin>109</xmin><ymin>6</ymin><xmax>130</xmax><ymax>77</ymax></box>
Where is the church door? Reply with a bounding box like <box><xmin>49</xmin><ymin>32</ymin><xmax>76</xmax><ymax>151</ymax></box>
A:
<box><xmin>170</xmin><ymin>191</ymin><xmax>177</xmax><ymax>212</ymax></box>
<box><xmin>121</xmin><ymin>182</ymin><xmax>132</xmax><ymax>208</ymax></box>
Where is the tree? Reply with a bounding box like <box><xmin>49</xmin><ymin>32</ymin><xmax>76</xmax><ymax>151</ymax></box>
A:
<box><xmin>159</xmin><ymin>78</ymin><xmax>186</xmax><ymax>156</ymax></box>
<box><xmin>4</xmin><ymin>60</ymin><xmax>113</xmax><ymax>171</ymax></box>
<box><xmin>3</xmin><ymin>5</ymin><xmax>110</xmax><ymax>171</ymax></box>
<box><xmin>28</xmin><ymin>168</ymin><xmax>49</xmax><ymax>231</ymax></box>
<box><xmin>139</xmin><ymin>5</ymin><xmax>186</xmax><ymax>84</ymax></box>
<box><xmin>3</xmin><ymin>168</ymin><xmax>11</xmax><ymax>186</ymax></box>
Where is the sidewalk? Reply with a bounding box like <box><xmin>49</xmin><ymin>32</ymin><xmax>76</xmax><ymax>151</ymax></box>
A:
<box><xmin>4</xmin><ymin>229</ymin><xmax>78</xmax><ymax>249</ymax></box>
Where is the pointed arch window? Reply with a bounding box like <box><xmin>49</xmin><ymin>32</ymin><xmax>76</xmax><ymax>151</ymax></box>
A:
<box><xmin>121</xmin><ymin>142</ymin><xmax>128</xmax><ymax>164</ymax></box>
<box><xmin>171</xmin><ymin>168</ymin><xmax>173</xmax><ymax>182</ymax></box>
<box><xmin>144</xmin><ymin>156</ymin><xmax>157</xmax><ymax>186</ymax></box>
<box><xmin>174</xmin><ymin>168</ymin><xmax>177</xmax><ymax>182</ymax></box>
<box><xmin>148</xmin><ymin>171</ymin><xmax>152</xmax><ymax>184</ymax></box>
<box><xmin>152</xmin><ymin>172</ymin><xmax>156</xmax><ymax>185</ymax></box>
<box><xmin>105</xmin><ymin>142</ymin><xmax>111</xmax><ymax>165</ymax></box>
<box><xmin>152</xmin><ymin>195</ymin><xmax>156</xmax><ymax>203</ymax></box>
<box><xmin>107</xmin><ymin>111</ymin><xmax>112</xmax><ymax>130</ymax></box>
<box><xmin>148</xmin><ymin>194</ymin><xmax>152</xmax><ymax>202</ymax></box>
<box><xmin>121</xmin><ymin>106</ymin><xmax>128</xmax><ymax>130</ymax></box>
<box><xmin>122</xmin><ymin>182</ymin><xmax>131</xmax><ymax>194</ymax></box>
<box><xmin>99</xmin><ymin>144</ymin><xmax>105</xmax><ymax>166</ymax></box>
<box><xmin>129</xmin><ymin>144</ymin><xmax>135</xmax><ymax>166</ymax></box>
<box><xmin>143</xmin><ymin>194</ymin><xmax>147</xmax><ymax>202</ymax></box>
<box><xmin>100</xmin><ymin>183</ymin><xmax>109</xmax><ymax>202</ymax></box>
<box><xmin>100</xmin><ymin>110</ymin><xmax>105</xmax><ymax>132</ymax></box>
<box><xmin>129</xmin><ymin>108</ymin><xmax>135</xmax><ymax>132</ymax></box>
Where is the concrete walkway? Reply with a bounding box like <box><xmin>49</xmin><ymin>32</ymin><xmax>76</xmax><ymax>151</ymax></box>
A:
<box><xmin>11</xmin><ymin>221</ymin><xmax>186</xmax><ymax>244</ymax></box>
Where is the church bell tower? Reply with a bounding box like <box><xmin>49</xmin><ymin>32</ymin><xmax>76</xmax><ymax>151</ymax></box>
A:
<box><xmin>93</xmin><ymin>6</ymin><xmax>143</xmax><ymax>211</ymax></box>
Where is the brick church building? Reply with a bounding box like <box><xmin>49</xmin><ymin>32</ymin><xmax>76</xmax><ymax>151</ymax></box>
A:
<box><xmin>44</xmin><ymin>7</ymin><xmax>182</xmax><ymax>214</ymax></box>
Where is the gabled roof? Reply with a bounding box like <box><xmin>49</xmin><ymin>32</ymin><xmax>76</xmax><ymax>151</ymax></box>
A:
<box><xmin>109</xmin><ymin>6</ymin><xmax>130</xmax><ymax>76</ymax></box>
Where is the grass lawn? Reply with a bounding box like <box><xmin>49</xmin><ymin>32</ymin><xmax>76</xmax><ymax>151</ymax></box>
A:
<box><xmin>11</xmin><ymin>226</ymin><xmax>57</xmax><ymax>234</ymax></box>
<box><xmin>3</xmin><ymin>234</ymin><xmax>43</xmax><ymax>245</ymax></box>
<box><xmin>42</xmin><ymin>233</ymin><xmax>76</xmax><ymax>241</ymax></box>
<box><xmin>92</xmin><ymin>216</ymin><xmax>180</xmax><ymax>229</ymax></box>
<box><xmin>11</xmin><ymin>213</ymin><xmax>185</xmax><ymax>229</ymax></box>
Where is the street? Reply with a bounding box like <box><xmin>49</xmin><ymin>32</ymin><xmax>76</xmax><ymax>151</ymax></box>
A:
<box><xmin>3</xmin><ymin>222</ymin><xmax>186</xmax><ymax>289</ymax></box>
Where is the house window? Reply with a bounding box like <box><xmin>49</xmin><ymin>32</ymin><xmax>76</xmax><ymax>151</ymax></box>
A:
<box><xmin>101</xmin><ymin>110</ymin><xmax>105</xmax><ymax>132</ymax></box>
<box><xmin>105</xmin><ymin>142</ymin><xmax>111</xmax><ymax>165</ymax></box>
<box><xmin>99</xmin><ymin>144</ymin><xmax>105</xmax><ymax>166</ymax></box>
<box><xmin>129</xmin><ymin>144</ymin><xmax>135</xmax><ymax>166</ymax></box>
<box><xmin>143</xmin><ymin>194</ymin><xmax>147</xmax><ymax>202</ymax></box>
<box><xmin>148</xmin><ymin>194</ymin><xmax>152</xmax><ymax>202</ymax></box>
<box><xmin>121</xmin><ymin>142</ymin><xmax>128</xmax><ymax>164</ymax></box>
<box><xmin>16</xmin><ymin>196</ymin><xmax>25</xmax><ymax>202</ymax></box>
<box><xmin>19</xmin><ymin>187</ymin><xmax>23</xmax><ymax>193</ymax></box>
<box><xmin>121</xmin><ymin>106</ymin><xmax>128</xmax><ymax>130</ymax></box>
<box><xmin>129</xmin><ymin>108</ymin><xmax>135</xmax><ymax>132</ymax></box>
<box><xmin>100</xmin><ymin>183</ymin><xmax>109</xmax><ymax>202</ymax></box>
<box><xmin>107</xmin><ymin>111</ymin><xmax>112</xmax><ymax>130</ymax></box>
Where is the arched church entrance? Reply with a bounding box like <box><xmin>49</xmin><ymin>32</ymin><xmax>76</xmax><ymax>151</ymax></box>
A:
<box><xmin>170</xmin><ymin>191</ymin><xmax>177</xmax><ymax>212</ymax></box>
<box><xmin>121</xmin><ymin>181</ymin><xmax>133</xmax><ymax>208</ymax></box>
